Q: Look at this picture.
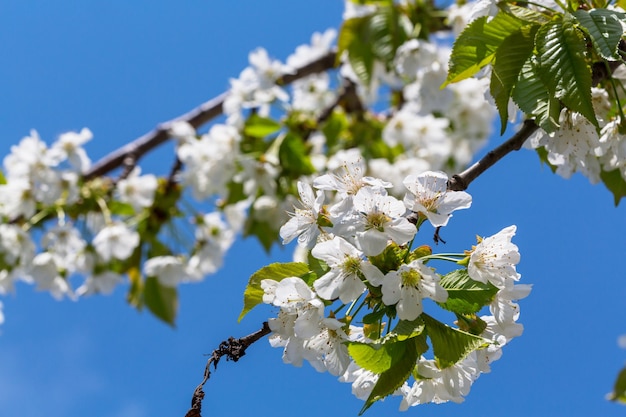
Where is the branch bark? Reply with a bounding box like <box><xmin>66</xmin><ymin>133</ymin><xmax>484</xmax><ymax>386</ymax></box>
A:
<box><xmin>447</xmin><ymin>119</ymin><xmax>539</xmax><ymax>191</ymax></box>
<box><xmin>84</xmin><ymin>51</ymin><xmax>337</xmax><ymax>181</ymax></box>
<box><xmin>184</xmin><ymin>322</ymin><xmax>271</xmax><ymax>417</ymax></box>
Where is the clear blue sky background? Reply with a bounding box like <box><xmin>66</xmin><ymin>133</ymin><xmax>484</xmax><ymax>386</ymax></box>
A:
<box><xmin>0</xmin><ymin>2</ymin><xmax>625</xmax><ymax>417</ymax></box>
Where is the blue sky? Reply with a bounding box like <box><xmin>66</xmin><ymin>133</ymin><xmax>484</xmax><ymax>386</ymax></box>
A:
<box><xmin>1</xmin><ymin>2</ymin><xmax>625</xmax><ymax>416</ymax></box>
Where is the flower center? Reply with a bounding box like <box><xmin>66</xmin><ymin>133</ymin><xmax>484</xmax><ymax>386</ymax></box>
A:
<box><xmin>365</xmin><ymin>211</ymin><xmax>390</xmax><ymax>232</ymax></box>
<box><xmin>342</xmin><ymin>256</ymin><xmax>362</xmax><ymax>276</ymax></box>
<box><xmin>400</xmin><ymin>269</ymin><xmax>421</xmax><ymax>288</ymax></box>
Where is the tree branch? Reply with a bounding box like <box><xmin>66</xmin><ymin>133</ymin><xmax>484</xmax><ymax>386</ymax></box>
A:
<box><xmin>448</xmin><ymin>119</ymin><xmax>539</xmax><ymax>191</ymax></box>
<box><xmin>84</xmin><ymin>51</ymin><xmax>337</xmax><ymax>181</ymax></box>
<box><xmin>184</xmin><ymin>322</ymin><xmax>271</xmax><ymax>417</ymax></box>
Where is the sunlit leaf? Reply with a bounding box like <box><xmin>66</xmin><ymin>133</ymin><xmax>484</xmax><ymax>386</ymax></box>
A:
<box><xmin>423</xmin><ymin>313</ymin><xmax>489</xmax><ymax>368</ymax></box>
<box><xmin>446</xmin><ymin>13</ymin><xmax>525</xmax><ymax>85</ymax></box>
<box><xmin>238</xmin><ymin>262</ymin><xmax>310</xmax><ymax>322</ymax></box>
<box><xmin>243</xmin><ymin>114</ymin><xmax>282</xmax><ymax>138</ymax></box>
<box><xmin>359</xmin><ymin>336</ymin><xmax>425</xmax><ymax>414</ymax></box>
<box><xmin>437</xmin><ymin>269</ymin><xmax>498</xmax><ymax>315</ymax></box>
<box><xmin>536</xmin><ymin>16</ymin><xmax>598</xmax><ymax>128</ymax></box>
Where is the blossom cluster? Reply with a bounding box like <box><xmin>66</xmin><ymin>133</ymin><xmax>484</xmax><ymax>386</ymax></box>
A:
<box><xmin>259</xmin><ymin>166</ymin><xmax>531</xmax><ymax>410</ymax></box>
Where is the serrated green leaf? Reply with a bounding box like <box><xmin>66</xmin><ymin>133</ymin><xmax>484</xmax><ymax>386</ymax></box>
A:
<box><xmin>608</xmin><ymin>366</ymin><xmax>626</xmax><ymax>403</ymax></box>
<box><xmin>497</xmin><ymin>2</ymin><xmax>551</xmax><ymax>24</ymax></box>
<box><xmin>536</xmin><ymin>16</ymin><xmax>599</xmax><ymax>128</ymax></box>
<box><xmin>348</xmin><ymin>341</ymin><xmax>402</xmax><ymax>374</ymax></box>
<box><xmin>278</xmin><ymin>132</ymin><xmax>316</xmax><ymax>177</ymax></box>
<box><xmin>512</xmin><ymin>58</ymin><xmax>561</xmax><ymax>132</ymax></box>
<box><xmin>438</xmin><ymin>269</ymin><xmax>498</xmax><ymax>315</ymax></box>
<box><xmin>243</xmin><ymin>114</ymin><xmax>282</xmax><ymax>138</ymax></box>
<box><xmin>423</xmin><ymin>313</ymin><xmax>489</xmax><ymax>369</ymax></box>
<box><xmin>392</xmin><ymin>317</ymin><xmax>425</xmax><ymax>341</ymax></box>
<box><xmin>491</xmin><ymin>25</ymin><xmax>538</xmax><ymax>134</ymax></box>
<box><xmin>359</xmin><ymin>336</ymin><xmax>425</xmax><ymax>414</ymax></box>
<box><xmin>600</xmin><ymin>168</ymin><xmax>626</xmax><ymax>206</ymax></box>
<box><xmin>446</xmin><ymin>13</ymin><xmax>525</xmax><ymax>85</ymax></box>
<box><xmin>144</xmin><ymin>276</ymin><xmax>178</xmax><ymax>326</ymax></box>
<box><xmin>574</xmin><ymin>9</ymin><xmax>624</xmax><ymax>61</ymax></box>
<box><xmin>238</xmin><ymin>262</ymin><xmax>310</xmax><ymax>322</ymax></box>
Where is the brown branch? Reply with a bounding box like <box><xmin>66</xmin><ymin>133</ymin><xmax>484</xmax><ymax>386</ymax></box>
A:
<box><xmin>447</xmin><ymin>119</ymin><xmax>539</xmax><ymax>192</ymax></box>
<box><xmin>84</xmin><ymin>51</ymin><xmax>337</xmax><ymax>182</ymax></box>
<box><xmin>184</xmin><ymin>322</ymin><xmax>271</xmax><ymax>417</ymax></box>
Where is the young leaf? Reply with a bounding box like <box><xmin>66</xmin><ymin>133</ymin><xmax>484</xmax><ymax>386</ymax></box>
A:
<box><xmin>238</xmin><ymin>262</ymin><xmax>310</xmax><ymax>322</ymax></box>
<box><xmin>278</xmin><ymin>132</ymin><xmax>316</xmax><ymax>177</ymax></box>
<box><xmin>437</xmin><ymin>269</ymin><xmax>498</xmax><ymax>314</ymax></box>
<box><xmin>536</xmin><ymin>16</ymin><xmax>599</xmax><ymax>129</ymax></box>
<box><xmin>144</xmin><ymin>276</ymin><xmax>178</xmax><ymax>326</ymax></box>
<box><xmin>600</xmin><ymin>168</ymin><xmax>626</xmax><ymax>206</ymax></box>
<box><xmin>348</xmin><ymin>340</ymin><xmax>403</xmax><ymax>374</ymax></box>
<box><xmin>359</xmin><ymin>337</ymin><xmax>423</xmax><ymax>415</ymax></box>
<box><xmin>574</xmin><ymin>9</ymin><xmax>623</xmax><ymax>61</ymax></box>
<box><xmin>422</xmin><ymin>313</ymin><xmax>489</xmax><ymax>369</ymax></box>
<box><xmin>497</xmin><ymin>2</ymin><xmax>551</xmax><ymax>24</ymax></box>
<box><xmin>491</xmin><ymin>25</ymin><xmax>538</xmax><ymax>134</ymax></box>
<box><xmin>445</xmin><ymin>13</ymin><xmax>525</xmax><ymax>85</ymax></box>
<box><xmin>243</xmin><ymin>114</ymin><xmax>282</xmax><ymax>138</ymax></box>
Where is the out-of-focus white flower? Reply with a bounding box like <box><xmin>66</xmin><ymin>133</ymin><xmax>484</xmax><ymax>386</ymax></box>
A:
<box><xmin>116</xmin><ymin>167</ymin><xmax>158</xmax><ymax>211</ymax></box>
<box><xmin>48</xmin><ymin>128</ymin><xmax>93</xmax><ymax>173</ymax></box>
<box><xmin>92</xmin><ymin>222</ymin><xmax>140</xmax><ymax>262</ymax></box>
<box><xmin>144</xmin><ymin>255</ymin><xmax>193</xmax><ymax>287</ymax></box>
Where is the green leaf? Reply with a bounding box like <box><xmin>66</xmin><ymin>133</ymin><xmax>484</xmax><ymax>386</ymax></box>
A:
<box><xmin>238</xmin><ymin>262</ymin><xmax>310</xmax><ymax>322</ymax></box>
<box><xmin>321</xmin><ymin>110</ymin><xmax>348</xmax><ymax>152</ymax></box>
<box><xmin>512</xmin><ymin>58</ymin><xmax>561</xmax><ymax>132</ymax></box>
<box><xmin>438</xmin><ymin>269</ymin><xmax>498</xmax><ymax>314</ymax></box>
<box><xmin>422</xmin><ymin>313</ymin><xmax>489</xmax><ymax>368</ymax></box>
<box><xmin>278</xmin><ymin>132</ymin><xmax>316</xmax><ymax>177</ymax></box>
<box><xmin>338</xmin><ymin>4</ymin><xmax>410</xmax><ymax>86</ymax></box>
<box><xmin>491</xmin><ymin>25</ymin><xmax>538</xmax><ymax>134</ymax></box>
<box><xmin>243</xmin><ymin>114</ymin><xmax>282</xmax><ymax>138</ymax></box>
<box><xmin>574</xmin><ymin>9</ymin><xmax>624</xmax><ymax>61</ymax></box>
<box><xmin>144</xmin><ymin>276</ymin><xmax>178</xmax><ymax>326</ymax></box>
<box><xmin>244</xmin><ymin>215</ymin><xmax>279</xmax><ymax>253</ymax></box>
<box><xmin>608</xmin><ymin>366</ymin><xmax>626</xmax><ymax>403</ymax></box>
<box><xmin>600</xmin><ymin>168</ymin><xmax>626</xmax><ymax>206</ymax></box>
<box><xmin>536</xmin><ymin>16</ymin><xmax>599</xmax><ymax>128</ymax></box>
<box><xmin>392</xmin><ymin>317</ymin><xmax>426</xmax><ymax>341</ymax></box>
<box><xmin>359</xmin><ymin>337</ymin><xmax>422</xmax><ymax>415</ymax></box>
<box><xmin>368</xmin><ymin>4</ymin><xmax>410</xmax><ymax>67</ymax></box>
<box><xmin>445</xmin><ymin>13</ymin><xmax>525</xmax><ymax>85</ymax></box>
<box><xmin>348</xmin><ymin>340</ymin><xmax>402</xmax><ymax>374</ymax></box>
<box><xmin>497</xmin><ymin>2</ymin><xmax>551</xmax><ymax>24</ymax></box>
<box><xmin>338</xmin><ymin>16</ymin><xmax>376</xmax><ymax>85</ymax></box>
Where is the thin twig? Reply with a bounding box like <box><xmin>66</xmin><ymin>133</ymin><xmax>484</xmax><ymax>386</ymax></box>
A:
<box><xmin>448</xmin><ymin>119</ymin><xmax>539</xmax><ymax>191</ymax></box>
<box><xmin>84</xmin><ymin>51</ymin><xmax>337</xmax><ymax>181</ymax></box>
<box><xmin>184</xmin><ymin>322</ymin><xmax>271</xmax><ymax>417</ymax></box>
